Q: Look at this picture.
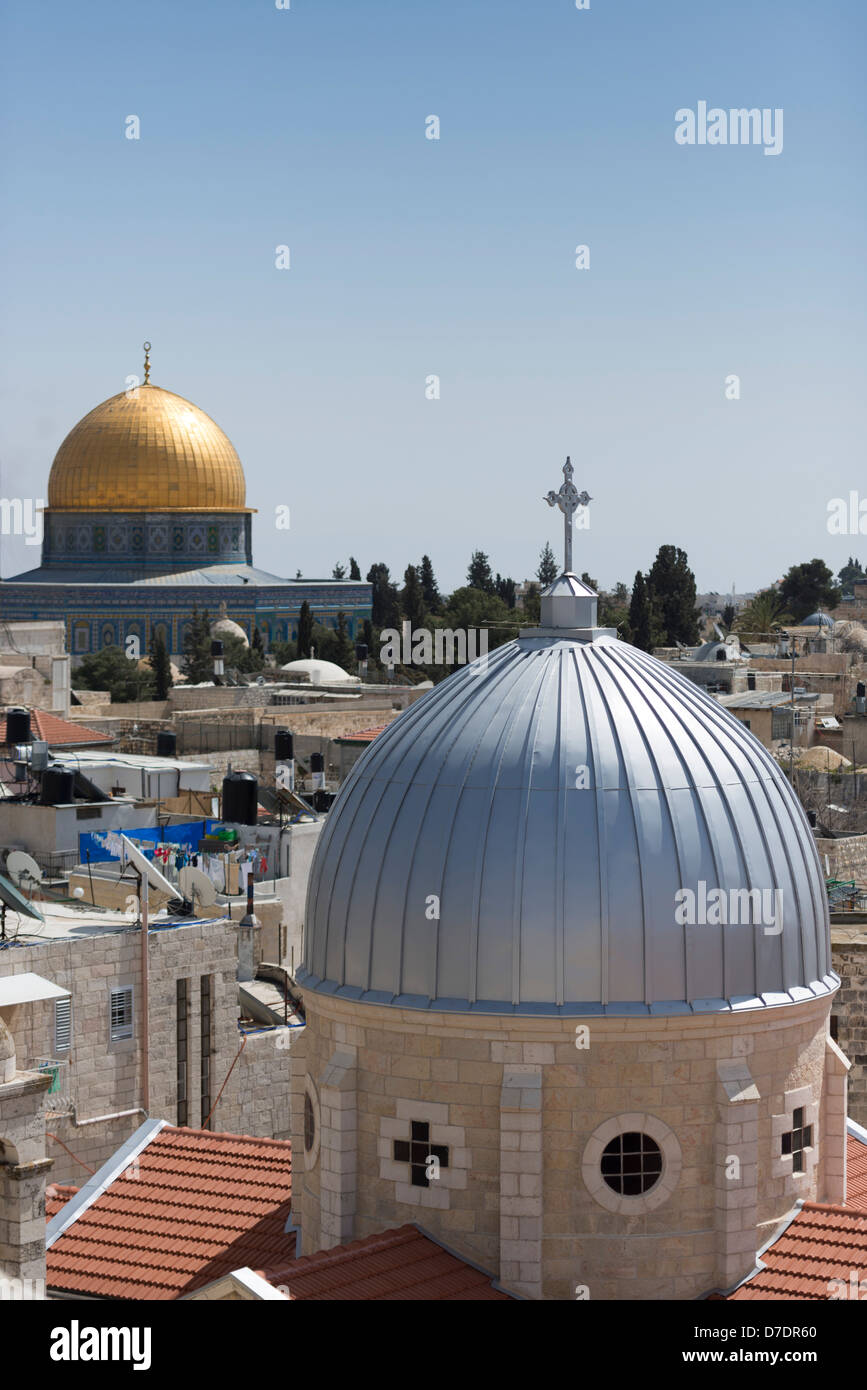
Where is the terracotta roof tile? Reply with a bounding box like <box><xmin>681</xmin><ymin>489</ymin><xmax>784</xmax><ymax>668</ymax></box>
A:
<box><xmin>333</xmin><ymin>725</ymin><xmax>390</xmax><ymax>745</ymax></box>
<box><xmin>3</xmin><ymin>708</ymin><xmax>113</xmax><ymax>747</ymax></box>
<box><xmin>729</xmin><ymin>1203</ymin><xmax>867</xmax><ymax>1300</ymax></box>
<box><xmin>263</xmin><ymin>1225</ymin><xmax>511</xmax><ymax>1301</ymax></box>
<box><xmin>47</xmin><ymin>1127</ymin><xmax>293</xmax><ymax>1301</ymax></box>
<box><xmin>847</xmin><ymin>1132</ymin><xmax>867</xmax><ymax>1208</ymax></box>
<box><xmin>45</xmin><ymin>1184</ymin><xmax>79</xmax><ymax>1220</ymax></box>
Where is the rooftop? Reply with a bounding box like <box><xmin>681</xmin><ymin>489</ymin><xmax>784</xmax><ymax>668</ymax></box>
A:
<box><xmin>46</xmin><ymin>1122</ymin><xmax>294</xmax><ymax>1300</ymax></box>
<box><xmin>728</xmin><ymin>1203</ymin><xmax>867</xmax><ymax>1300</ymax></box>
<box><xmin>2</xmin><ymin>709</ymin><xmax>113</xmax><ymax>747</ymax></box>
<box><xmin>717</xmin><ymin>691</ymin><xmax>818</xmax><ymax>710</ymax></box>
<box><xmin>332</xmin><ymin>724</ymin><xmax>391</xmax><ymax>746</ymax></box>
<box><xmin>261</xmin><ymin>1224</ymin><xmax>511</xmax><ymax>1301</ymax></box>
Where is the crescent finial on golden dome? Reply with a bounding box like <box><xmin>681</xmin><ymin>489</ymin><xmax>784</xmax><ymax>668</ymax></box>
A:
<box><xmin>143</xmin><ymin>341</ymin><xmax>151</xmax><ymax>385</ymax></box>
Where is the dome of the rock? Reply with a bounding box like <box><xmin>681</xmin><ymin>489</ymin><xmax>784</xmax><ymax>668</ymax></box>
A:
<box><xmin>47</xmin><ymin>382</ymin><xmax>247</xmax><ymax>513</ymax></box>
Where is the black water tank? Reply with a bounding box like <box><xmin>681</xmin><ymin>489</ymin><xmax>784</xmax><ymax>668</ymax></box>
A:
<box><xmin>6</xmin><ymin>707</ymin><xmax>31</xmax><ymax>745</ymax></box>
<box><xmin>274</xmin><ymin>729</ymin><xmax>294</xmax><ymax>761</ymax></box>
<box><xmin>156</xmin><ymin>731</ymin><xmax>177</xmax><ymax>758</ymax></box>
<box><xmin>355</xmin><ymin>643</ymin><xmax>368</xmax><ymax>662</ymax></box>
<box><xmin>40</xmin><ymin>768</ymin><xmax>75</xmax><ymax>805</ymax></box>
<box><xmin>210</xmin><ymin>639</ymin><xmax>224</xmax><ymax>658</ymax></box>
<box><xmin>858</xmin><ymin>682</ymin><xmax>866</xmax><ymax>698</ymax></box>
<box><xmin>222</xmin><ymin>770</ymin><xmax>258</xmax><ymax>825</ymax></box>
<box><xmin>310</xmin><ymin>752</ymin><xmax>324</xmax><ymax>774</ymax></box>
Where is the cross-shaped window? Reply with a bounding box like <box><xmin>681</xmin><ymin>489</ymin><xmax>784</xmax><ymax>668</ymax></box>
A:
<box><xmin>782</xmin><ymin>1107</ymin><xmax>813</xmax><ymax>1174</ymax></box>
<box><xmin>393</xmin><ymin>1120</ymin><xmax>450</xmax><ymax>1188</ymax></box>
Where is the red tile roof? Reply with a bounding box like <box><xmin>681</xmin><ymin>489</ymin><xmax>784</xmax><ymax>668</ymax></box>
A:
<box><xmin>45</xmin><ymin>1184</ymin><xmax>79</xmax><ymax>1220</ymax></box>
<box><xmin>262</xmin><ymin>1224</ymin><xmax>510</xmax><ymax>1300</ymax></box>
<box><xmin>729</xmin><ymin>1203</ymin><xmax>867</xmax><ymax>1300</ymax></box>
<box><xmin>333</xmin><ymin>724</ymin><xmax>390</xmax><ymax>745</ymax></box>
<box><xmin>3</xmin><ymin>708</ymin><xmax>113</xmax><ymax>747</ymax></box>
<box><xmin>47</xmin><ymin>1127</ymin><xmax>293</xmax><ymax>1300</ymax></box>
<box><xmin>848</xmin><ymin>1132</ymin><xmax>867</xmax><ymax>1208</ymax></box>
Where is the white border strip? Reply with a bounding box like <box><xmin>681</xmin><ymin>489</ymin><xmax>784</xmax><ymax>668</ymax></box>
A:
<box><xmin>46</xmin><ymin>1117</ymin><xmax>167</xmax><ymax>1249</ymax></box>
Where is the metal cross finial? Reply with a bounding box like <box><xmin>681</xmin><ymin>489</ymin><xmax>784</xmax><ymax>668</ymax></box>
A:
<box><xmin>543</xmin><ymin>456</ymin><xmax>591</xmax><ymax>575</ymax></box>
<box><xmin>143</xmin><ymin>341</ymin><xmax>151</xmax><ymax>385</ymax></box>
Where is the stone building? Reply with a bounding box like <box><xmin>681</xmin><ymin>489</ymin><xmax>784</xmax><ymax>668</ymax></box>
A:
<box><xmin>290</xmin><ymin>562</ymin><xmax>848</xmax><ymax>1300</ymax></box>
<box><xmin>0</xmin><ymin>908</ymin><xmax>294</xmax><ymax>1184</ymax></box>
<box><xmin>0</xmin><ymin>980</ymin><xmax>65</xmax><ymax>1296</ymax></box>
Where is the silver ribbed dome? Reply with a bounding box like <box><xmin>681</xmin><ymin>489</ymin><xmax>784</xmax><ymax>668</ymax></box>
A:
<box><xmin>298</xmin><ymin>632</ymin><xmax>834</xmax><ymax>1016</ymax></box>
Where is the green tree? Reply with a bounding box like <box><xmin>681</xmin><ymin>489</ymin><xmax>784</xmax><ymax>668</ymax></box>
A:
<box><xmin>721</xmin><ymin>604</ymin><xmax>736</xmax><ymax>631</ymax></box>
<box><xmin>443</xmin><ymin>586</ymin><xmax>514</xmax><ymax>632</ymax></box>
<box><xmin>419</xmin><ymin>555</ymin><xmax>441</xmax><ymax>613</ymax></box>
<box><xmin>646</xmin><ymin>545</ymin><xmax>700</xmax><ymax>646</ymax></box>
<box><xmin>734</xmin><ymin>588</ymin><xmax>792</xmax><ymax>636</ymax></box>
<box><xmin>251</xmin><ymin>626</ymin><xmax>265</xmax><ymax>660</ymax></box>
<box><xmin>270</xmin><ymin>638</ymin><xmax>298</xmax><ymax>666</ymax></box>
<box><xmin>333</xmin><ymin>611</ymin><xmax>356</xmax><ymax>671</ymax></box>
<box><xmin>537</xmin><ymin>542</ymin><xmax>558</xmax><ymax>587</ymax></box>
<box><xmin>522</xmin><ymin>582</ymin><xmax>541</xmax><ymax>624</ymax></box>
<box><xmin>348</xmin><ymin>556</ymin><xmax>362</xmax><ymax>581</ymax></box>
<box><xmin>182</xmin><ymin>606</ymin><xmax>213</xmax><ymax>684</ymax></box>
<box><xmin>147</xmin><ymin>628</ymin><xmax>173</xmax><ymax>700</ymax></box>
<box><xmin>599</xmin><ymin>582</ymin><xmax>631</xmax><ymax>635</ymax></box>
<box><xmin>332</xmin><ymin>562</ymin><xmax>346</xmax><ymax>580</ymax></box>
<box><xmin>495</xmin><ymin>574</ymin><xmax>516</xmax><ymax>608</ymax></box>
<box><xmin>75</xmin><ymin>646</ymin><xmax>156</xmax><ymax>704</ymax></box>
<box><xmin>779</xmin><ymin>559</ymin><xmax>841</xmax><ymax>622</ymax></box>
<box><xmin>628</xmin><ymin>571</ymin><xmax>655</xmax><ymax>652</ymax></box>
<box><xmin>366</xmin><ymin>563</ymin><xmax>401</xmax><ymax>628</ymax></box>
<box><xmin>467</xmin><ymin>550</ymin><xmax>495</xmax><ymax>594</ymax></box>
<box><xmin>297</xmin><ymin>601</ymin><xmax>314</xmax><ymax>658</ymax></box>
<box><xmin>838</xmin><ymin>557</ymin><xmax>864</xmax><ymax>592</ymax></box>
<box><xmin>401</xmin><ymin>565</ymin><xmax>426</xmax><ymax>628</ymax></box>
<box><xmin>217</xmin><ymin>631</ymin><xmax>265</xmax><ymax>675</ymax></box>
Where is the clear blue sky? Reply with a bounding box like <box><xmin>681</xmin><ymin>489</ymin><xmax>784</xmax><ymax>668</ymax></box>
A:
<box><xmin>1</xmin><ymin>0</ymin><xmax>864</xmax><ymax>596</ymax></box>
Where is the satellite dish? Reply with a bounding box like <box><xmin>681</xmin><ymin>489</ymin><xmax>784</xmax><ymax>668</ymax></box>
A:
<box><xmin>178</xmin><ymin>866</ymin><xmax>217</xmax><ymax>908</ymax></box>
<box><xmin>119</xmin><ymin>835</ymin><xmax>177</xmax><ymax>898</ymax></box>
<box><xmin>0</xmin><ymin>870</ymin><xmax>44</xmax><ymax>940</ymax></box>
<box><xmin>6</xmin><ymin>851</ymin><xmax>43</xmax><ymax>888</ymax></box>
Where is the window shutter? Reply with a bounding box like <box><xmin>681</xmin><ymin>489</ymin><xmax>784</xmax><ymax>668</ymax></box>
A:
<box><xmin>54</xmin><ymin>996</ymin><xmax>72</xmax><ymax>1052</ymax></box>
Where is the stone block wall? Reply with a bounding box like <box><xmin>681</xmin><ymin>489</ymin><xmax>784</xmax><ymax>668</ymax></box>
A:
<box><xmin>818</xmin><ymin>834</ymin><xmax>867</xmax><ymax>882</ymax></box>
<box><xmin>0</xmin><ymin>920</ymin><xmax>240</xmax><ymax>1182</ymax></box>
<box><xmin>831</xmin><ymin>930</ymin><xmax>867</xmax><ymax>1125</ymax></box>
<box><xmin>292</xmin><ymin>992</ymin><xmax>836</xmax><ymax>1300</ymax></box>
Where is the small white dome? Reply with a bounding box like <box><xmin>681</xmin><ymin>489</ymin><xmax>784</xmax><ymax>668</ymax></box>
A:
<box><xmin>211</xmin><ymin>617</ymin><xmax>249</xmax><ymax>647</ymax></box>
<box><xmin>281</xmin><ymin>658</ymin><xmax>360</xmax><ymax>685</ymax></box>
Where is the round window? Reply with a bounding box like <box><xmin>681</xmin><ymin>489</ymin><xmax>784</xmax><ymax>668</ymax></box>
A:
<box><xmin>304</xmin><ymin>1091</ymin><xmax>315</xmax><ymax>1153</ymax></box>
<box><xmin>600</xmin><ymin>1131</ymin><xmax>663</xmax><ymax>1196</ymax></box>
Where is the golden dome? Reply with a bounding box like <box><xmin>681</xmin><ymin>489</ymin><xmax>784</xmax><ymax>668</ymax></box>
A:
<box><xmin>47</xmin><ymin>381</ymin><xmax>248</xmax><ymax>513</ymax></box>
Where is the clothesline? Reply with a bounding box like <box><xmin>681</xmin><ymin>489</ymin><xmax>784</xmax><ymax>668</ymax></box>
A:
<box><xmin>126</xmin><ymin>836</ymin><xmax>270</xmax><ymax>895</ymax></box>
